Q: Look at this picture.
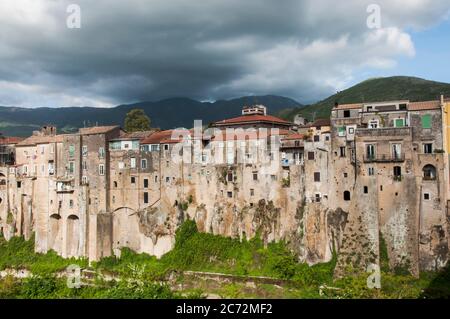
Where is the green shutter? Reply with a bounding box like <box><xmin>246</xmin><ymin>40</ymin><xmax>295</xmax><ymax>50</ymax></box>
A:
<box><xmin>421</xmin><ymin>114</ymin><xmax>431</xmax><ymax>129</ymax></box>
<box><xmin>395</xmin><ymin>119</ymin><xmax>404</xmax><ymax>127</ymax></box>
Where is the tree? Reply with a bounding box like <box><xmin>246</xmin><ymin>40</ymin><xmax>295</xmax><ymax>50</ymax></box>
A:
<box><xmin>124</xmin><ymin>109</ymin><xmax>151</xmax><ymax>132</ymax></box>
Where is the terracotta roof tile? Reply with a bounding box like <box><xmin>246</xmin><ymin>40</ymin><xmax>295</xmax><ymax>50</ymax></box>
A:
<box><xmin>211</xmin><ymin>128</ymin><xmax>291</xmax><ymax>141</ymax></box>
<box><xmin>408</xmin><ymin>100</ymin><xmax>441</xmax><ymax>111</ymax></box>
<box><xmin>79</xmin><ymin>125</ymin><xmax>119</xmax><ymax>135</ymax></box>
<box><xmin>213</xmin><ymin>114</ymin><xmax>291</xmax><ymax>126</ymax></box>
<box><xmin>141</xmin><ymin>130</ymin><xmax>186</xmax><ymax>144</ymax></box>
<box><xmin>0</xmin><ymin>136</ymin><xmax>24</xmax><ymax>145</ymax></box>
<box><xmin>112</xmin><ymin>130</ymin><xmax>157</xmax><ymax>141</ymax></box>
<box><xmin>16</xmin><ymin>134</ymin><xmax>64</xmax><ymax>147</ymax></box>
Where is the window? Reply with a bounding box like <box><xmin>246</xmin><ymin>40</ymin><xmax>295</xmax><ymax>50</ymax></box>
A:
<box><xmin>393</xmin><ymin>166</ymin><xmax>402</xmax><ymax>181</ymax></box>
<box><xmin>166</xmin><ymin>177</ymin><xmax>170</xmax><ymax>183</ymax></box>
<box><xmin>69</xmin><ymin>161</ymin><xmax>75</xmax><ymax>174</ymax></box>
<box><xmin>315</xmin><ymin>194</ymin><xmax>321</xmax><ymax>202</ymax></box>
<box><xmin>368</xmin><ymin>167</ymin><xmax>375</xmax><ymax>176</ymax></box>
<box><xmin>164</xmin><ymin>144</ymin><xmax>169</xmax><ymax>151</ymax></box>
<box><xmin>130</xmin><ymin>157</ymin><xmax>136</xmax><ymax>168</ymax></box>
<box><xmin>114</xmin><ymin>181</ymin><xmax>118</xmax><ymax>188</ymax></box>
<box><xmin>69</xmin><ymin>145</ymin><xmax>75</xmax><ymax>158</ymax></box>
<box><xmin>17</xmin><ymin>181</ymin><xmax>21</xmax><ymax>188</ymax></box>
<box><xmin>339</xmin><ymin>146</ymin><xmax>346</xmax><ymax>157</ymax></box>
<box><xmin>394</xmin><ymin>118</ymin><xmax>405</xmax><ymax>127</ymax></box>
<box><xmin>144</xmin><ymin>179</ymin><xmax>149</xmax><ymax>188</ymax></box>
<box><xmin>423</xmin><ymin>165</ymin><xmax>436</xmax><ymax>180</ymax></box>
<box><xmin>250</xmin><ymin>189</ymin><xmax>254</xmax><ymax>196</ymax></box>
<box><xmin>124</xmin><ymin>143</ymin><xmax>130</xmax><ymax>149</ymax></box>
<box><xmin>99</xmin><ymin>147</ymin><xmax>105</xmax><ymax>158</ymax></box>
<box><xmin>338</xmin><ymin>127</ymin><xmax>346</xmax><ymax>137</ymax></box>
<box><xmin>343</xmin><ymin>191</ymin><xmax>351</xmax><ymax>201</ymax></box>
<box><xmin>69</xmin><ymin>200</ymin><xmax>74</xmax><ymax>208</ymax></box>
<box><xmin>363</xmin><ymin>186</ymin><xmax>368</xmax><ymax>194</ymax></box>
<box><xmin>271</xmin><ymin>175</ymin><xmax>277</xmax><ymax>181</ymax></box>
<box><xmin>421</xmin><ymin>114</ymin><xmax>432</xmax><ymax>129</ymax></box>
<box><xmin>343</xmin><ymin>172</ymin><xmax>348</xmax><ymax>178</ymax></box>
<box><xmin>343</xmin><ymin>110</ymin><xmax>350</xmax><ymax>118</ymax></box>
<box><xmin>392</xmin><ymin>144</ymin><xmax>402</xmax><ymax>160</ymax></box>
<box><xmin>314</xmin><ymin>135</ymin><xmax>320</xmax><ymax>142</ymax></box>
<box><xmin>314</xmin><ymin>172</ymin><xmax>321</xmax><ymax>182</ymax></box>
<box><xmin>227</xmin><ymin>191</ymin><xmax>233</xmax><ymax>198</ymax></box>
<box><xmin>144</xmin><ymin>192</ymin><xmax>149</xmax><ymax>204</ymax></box>
<box><xmin>82</xmin><ymin>145</ymin><xmax>88</xmax><ymax>156</ymax></box>
<box><xmin>154</xmin><ymin>175</ymin><xmax>158</xmax><ymax>183</ymax></box>
<box><xmin>308</xmin><ymin>152</ymin><xmax>315</xmax><ymax>160</ymax></box>
<box><xmin>131</xmin><ymin>176</ymin><xmax>136</xmax><ymax>184</ymax></box>
<box><xmin>366</xmin><ymin>144</ymin><xmax>376</xmax><ymax>160</ymax></box>
<box><xmin>423</xmin><ymin>143</ymin><xmax>433</xmax><ymax>154</ymax></box>
<box><xmin>227</xmin><ymin>172</ymin><xmax>233</xmax><ymax>182</ymax></box>
<box><xmin>253</xmin><ymin>172</ymin><xmax>258</xmax><ymax>181</ymax></box>
<box><xmin>348</xmin><ymin>127</ymin><xmax>355</xmax><ymax>134</ymax></box>
<box><xmin>82</xmin><ymin>176</ymin><xmax>88</xmax><ymax>185</ymax></box>
<box><xmin>325</xmin><ymin>135</ymin><xmax>330</xmax><ymax>141</ymax></box>
<box><xmin>82</xmin><ymin>160</ymin><xmax>87</xmax><ymax>170</ymax></box>
<box><xmin>368</xmin><ymin>120</ymin><xmax>379</xmax><ymax>129</ymax></box>
<box><xmin>99</xmin><ymin>164</ymin><xmax>105</xmax><ymax>176</ymax></box>
<box><xmin>423</xmin><ymin>193</ymin><xmax>430</xmax><ymax>201</ymax></box>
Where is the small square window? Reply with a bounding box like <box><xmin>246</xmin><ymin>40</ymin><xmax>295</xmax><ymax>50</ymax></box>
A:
<box><xmin>253</xmin><ymin>172</ymin><xmax>258</xmax><ymax>181</ymax></box>
<box><xmin>314</xmin><ymin>135</ymin><xmax>320</xmax><ymax>142</ymax></box>
<box><xmin>363</xmin><ymin>186</ymin><xmax>368</xmax><ymax>194</ymax></box>
<box><xmin>314</xmin><ymin>172</ymin><xmax>320</xmax><ymax>182</ymax></box>
<box><xmin>227</xmin><ymin>191</ymin><xmax>233</xmax><ymax>198</ymax></box>
<box><xmin>424</xmin><ymin>193</ymin><xmax>430</xmax><ymax>200</ymax></box>
<box><xmin>308</xmin><ymin>152</ymin><xmax>315</xmax><ymax>160</ymax></box>
<box><xmin>131</xmin><ymin>176</ymin><xmax>136</xmax><ymax>184</ymax></box>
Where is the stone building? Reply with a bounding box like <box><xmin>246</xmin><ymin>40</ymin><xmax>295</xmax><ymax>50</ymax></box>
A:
<box><xmin>0</xmin><ymin>100</ymin><xmax>448</xmax><ymax>277</ymax></box>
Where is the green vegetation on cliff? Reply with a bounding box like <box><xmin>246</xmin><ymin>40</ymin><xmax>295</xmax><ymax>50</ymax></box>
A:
<box><xmin>1</xmin><ymin>221</ymin><xmax>449</xmax><ymax>299</ymax></box>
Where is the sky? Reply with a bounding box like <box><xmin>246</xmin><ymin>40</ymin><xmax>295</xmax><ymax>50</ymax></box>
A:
<box><xmin>0</xmin><ymin>0</ymin><xmax>449</xmax><ymax>108</ymax></box>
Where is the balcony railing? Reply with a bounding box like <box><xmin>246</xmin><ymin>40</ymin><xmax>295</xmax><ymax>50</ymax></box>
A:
<box><xmin>364</xmin><ymin>154</ymin><xmax>405</xmax><ymax>163</ymax></box>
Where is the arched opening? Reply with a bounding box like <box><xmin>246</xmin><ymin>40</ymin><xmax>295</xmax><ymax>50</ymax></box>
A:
<box><xmin>48</xmin><ymin>214</ymin><xmax>62</xmax><ymax>252</ymax></box>
<box><xmin>66</xmin><ymin>215</ymin><xmax>80</xmax><ymax>257</ymax></box>
<box><xmin>343</xmin><ymin>191</ymin><xmax>351</xmax><ymax>201</ymax></box>
<box><xmin>0</xmin><ymin>179</ymin><xmax>5</xmax><ymax>186</ymax></box>
<box><xmin>423</xmin><ymin>165</ymin><xmax>437</xmax><ymax>180</ymax></box>
<box><xmin>0</xmin><ymin>173</ymin><xmax>5</xmax><ymax>177</ymax></box>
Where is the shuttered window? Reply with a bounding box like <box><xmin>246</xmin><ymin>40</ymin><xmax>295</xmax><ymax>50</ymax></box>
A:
<box><xmin>421</xmin><ymin>114</ymin><xmax>432</xmax><ymax>129</ymax></box>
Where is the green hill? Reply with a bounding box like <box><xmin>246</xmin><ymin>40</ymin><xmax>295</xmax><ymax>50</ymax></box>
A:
<box><xmin>284</xmin><ymin>76</ymin><xmax>450</xmax><ymax>121</ymax></box>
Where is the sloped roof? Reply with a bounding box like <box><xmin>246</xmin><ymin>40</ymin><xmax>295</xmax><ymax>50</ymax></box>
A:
<box><xmin>141</xmin><ymin>130</ymin><xmax>183</xmax><ymax>144</ymax></box>
<box><xmin>0</xmin><ymin>136</ymin><xmax>24</xmax><ymax>145</ymax></box>
<box><xmin>79</xmin><ymin>125</ymin><xmax>119</xmax><ymax>135</ymax></box>
<box><xmin>408</xmin><ymin>100</ymin><xmax>441</xmax><ymax>111</ymax></box>
<box><xmin>112</xmin><ymin>130</ymin><xmax>157</xmax><ymax>141</ymax></box>
<box><xmin>304</xmin><ymin>118</ymin><xmax>331</xmax><ymax>128</ymax></box>
<box><xmin>16</xmin><ymin>134</ymin><xmax>64</xmax><ymax>147</ymax></box>
<box><xmin>281</xmin><ymin>133</ymin><xmax>304</xmax><ymax>140</ymax></box>
<box><xmin>213</xmin><ymin>114</ymin><xmax>291</xmax><ymax>126</ymax></box>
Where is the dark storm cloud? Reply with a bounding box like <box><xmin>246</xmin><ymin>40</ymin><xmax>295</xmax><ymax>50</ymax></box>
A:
<box><xmin>0</xmin><ymin>0</ymin><xmax>449</xmax><ymax>107</ymax></box>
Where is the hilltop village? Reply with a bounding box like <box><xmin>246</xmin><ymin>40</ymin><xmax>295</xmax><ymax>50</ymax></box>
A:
<box><xmin>1</xmin><ymin>98</ymin><xmax>449</xmax><ymax>276</ymax></box>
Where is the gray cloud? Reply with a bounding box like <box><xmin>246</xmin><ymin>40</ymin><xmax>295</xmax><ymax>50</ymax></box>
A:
<box><xmin>0</xmin><ymin>0</ymin><xmax>449</xmax><ymax>107</ymax></box>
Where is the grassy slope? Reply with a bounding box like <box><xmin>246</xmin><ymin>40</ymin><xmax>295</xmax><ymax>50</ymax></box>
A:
<box><xmin>283</xmin><ymin>76</ymin><xmax>450</xmax><ymax>121</ymax></box>
<box><xmin>2</xmin><ymin>221</ymin><xmax>449</xmax><ymax>299</ymax></box>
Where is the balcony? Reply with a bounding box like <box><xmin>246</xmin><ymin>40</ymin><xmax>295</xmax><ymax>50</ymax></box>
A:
<box><xmin>364</xmin><ymin>154</ymin><xmax>405</xmax><ymax>163</ymax></box>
